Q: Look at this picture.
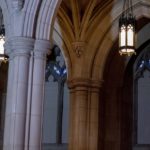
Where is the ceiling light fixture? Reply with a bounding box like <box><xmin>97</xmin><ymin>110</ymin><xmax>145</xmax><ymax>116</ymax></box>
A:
<box><xmin>0</xmin><ymin>24</ymin><xmax>7</xmax><ymax>64</ymax></box>
<box><xmin>119</xmin><ymin>0</ymin><xmax>136</xmax><ymax>56</ymax></box>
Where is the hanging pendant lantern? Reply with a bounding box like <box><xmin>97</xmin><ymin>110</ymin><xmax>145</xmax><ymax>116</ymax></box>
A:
<box><xmin>0</xmin><ymin>24</ymin><xmax>5</xmax><ymax>61</ymax></box>
<box><xmin>119</xmin><ymin>0</ymin><xmax>136</xmax><ymax>56</ymax></box>
<box><xmin>0</xmin><ymin>24</ymin><xmax>8</xmax><ymax>65</ymax></box>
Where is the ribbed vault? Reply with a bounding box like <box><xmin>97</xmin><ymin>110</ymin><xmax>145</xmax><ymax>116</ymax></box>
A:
<box><xmin>54</xmin><ymin>0</ymin><xmax>150</xmax><ymax>81</ymax></box>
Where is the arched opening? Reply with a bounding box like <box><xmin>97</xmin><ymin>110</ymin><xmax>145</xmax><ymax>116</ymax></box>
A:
<box><xmin>102</xmin><ymin>18</ymin><xmax>150</xmax><ymax>150</ymax></box>
<box><xmin>102</xmin><ymin>42</ymin><xmax>130</xmax><ymax>150</ymax></box>
<box><xmin>42</xmin><ymin>45</ymin><xmax>69</xmax><ymax>150</ymax></box>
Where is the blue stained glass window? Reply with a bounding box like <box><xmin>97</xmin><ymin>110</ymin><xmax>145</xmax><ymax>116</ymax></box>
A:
<box><xmin>45</xmin><ymin>45</ymin><xmax>67</xmax><ymax>82</ymax></box>
<box><xmin>43</xmin><ymin>45</ymin><xmax>69</xmax><ymax>147</ymax></box>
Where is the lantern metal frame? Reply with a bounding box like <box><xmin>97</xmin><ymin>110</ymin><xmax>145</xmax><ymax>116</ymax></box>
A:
<box><xmin>119</xmin><ymin>0</ymin><xmax>136</xmax><ymax>56</ymax></box>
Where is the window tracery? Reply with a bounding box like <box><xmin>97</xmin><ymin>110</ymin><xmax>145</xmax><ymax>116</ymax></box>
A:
<box><xmin>134</xmin><ymin>48</ymin><xmax>150</xmax><ymax>79</ymax></box>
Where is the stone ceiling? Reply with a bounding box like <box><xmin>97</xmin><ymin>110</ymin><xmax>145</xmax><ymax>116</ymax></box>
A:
<box><xmin>62</xmin><ymin>0</ymin><xmax>106</xmax><ymax>12</ymax></box>
<box><xmin>61</xmin><ymin>0</ymin><xmax>112</xmax><ymax>20</ymax></box>
<box><xmin>56</xmin><ymin>0</ymin><xmax>116</xmax><ymax>42</ymax></box>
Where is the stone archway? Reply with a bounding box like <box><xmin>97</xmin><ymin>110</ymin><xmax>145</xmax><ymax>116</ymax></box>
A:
<box><xmin>2</xmin><ymin>0</ymin><xmax>63</xmax><ymax>150</ymax></box>
<box><xmin>99</xmin><ymin>19</ymin><xmax>150</xmax><ymax>150</ymax></box>
<box><xmin>102</xmin><ymin>42</ymin><xmax>133</xmax><ymax>150</ymax></box>
<box><xmin>91</xmin><ymin>0</ymin><xmax>150</xmax><ymax>80</ymax></box>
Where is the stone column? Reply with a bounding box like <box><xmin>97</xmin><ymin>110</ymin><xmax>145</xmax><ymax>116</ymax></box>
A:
<box><xmin>3</xmin><ymin>46</ymin><xmax>14</xmax><ymax>150</ymax></box>
<box><xmin>88</xmin><ymin>80</ymin><xmax>103</xmax><ymax>150</ymax></box>
<box><xmin>68</xmin><ymin>78</ymin><xmax>102</xmax><ymax>150</ymax></box>
<box><xmin>3</xmin><ymin>37</ymin><xmax>34</xmax><ymax>150</ymax></box>
<box><xmin>28</xmin><ymin>40</ymin><xmax>50</xmax><ymax>150</ymax></box>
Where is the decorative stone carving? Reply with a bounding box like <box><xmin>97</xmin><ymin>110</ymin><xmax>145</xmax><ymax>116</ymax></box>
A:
<box><xmin>72</xmin><ymin>41</ymin><xmax>85</xmax><ymax>57</ymax></box>
<box><xmin>12</xmin><ymin>0</ymin><xmax>24</xmax><ymax>11</ymax></box>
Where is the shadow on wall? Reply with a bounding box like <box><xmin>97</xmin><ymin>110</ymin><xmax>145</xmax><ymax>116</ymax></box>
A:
<box><xmin>100</xmin><ymin>0</ymin><xmax>133</xmax><ymax>150</ymax></box>
<box><xmin>102</xmin><ymin>41</ymin><xmax>131</xmax><ymax>150</ymax></box>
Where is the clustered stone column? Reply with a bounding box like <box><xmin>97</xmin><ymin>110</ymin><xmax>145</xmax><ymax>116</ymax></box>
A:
<box><xmin>88</xmin><ymin>80</ymin><xmax>103</xmax><ymax>150</ymax></box>
<box><xmin>3</xmin><ymin>43</ymin><xmax>14</xmax><ymax>150</ymax></box>
<box><xmin>3</xmin><ymin>37</ymin><xmax>34</xmax><ymax>150</ymax></box>
<box><xmin>68</xmin><ymin>78</ymin><xmax>103</xmax><ymax>150</ymax></box>
<box><xmin>3</xmin><ymin>38</ymin><xmax>50</xmax><ymax>150</ymax></box>
<box><xmin>28</xmin><ymin>40</ymin><xmax>50</xmax><ymax>150</ymax></box>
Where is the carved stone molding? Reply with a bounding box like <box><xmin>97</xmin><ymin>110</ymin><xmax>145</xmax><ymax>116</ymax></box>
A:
<box><xmin>34</xmin><ymin>40</ymin><xmax>51</xmax><ymax>53</ymax></box>
<box><xmin>67</xmin><ymin>78</ymin><xmax>104</xmax><ymax>92</ymax></box>
<box><xmin>5</xmin><ymin>37</ymin><xmax>35</xmax><ymax>58</ymax></box>
<box><xmin>34</xmin><ymin>39</ymin><xmax>51</xmax><ymax>60</ymax></box>
<box><xmin>12</xmin><ymin>0</ymin><xmax>24</xmax><ymax>11</ymax></box>
<box><xmin>72</xmin><ymin>41</ymin><xmax>86</xmax><ymax>57</ymax></box>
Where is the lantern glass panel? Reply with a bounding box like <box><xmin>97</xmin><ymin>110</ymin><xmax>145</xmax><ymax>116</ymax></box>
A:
<box><xmin>120</xmin><ymin>25</ymin><xmax>126</xmax><ymax>47</ymax></box>
<box><xmin>127</xmin><ymin>24</ymin><xmax>134</xmax><ymax>46</ymax></box>
<box><xmin>0</xmin><ymin>36</ymin><xmax>5</xmax><ymax>60</ymax></box>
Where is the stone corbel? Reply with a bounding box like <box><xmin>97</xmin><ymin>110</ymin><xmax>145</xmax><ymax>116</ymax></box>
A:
<box><xmin>12</xmin><ymin>0</ymin><xmax>24</xmax><ymax>11</ymax></box>
<box><xmin>72</xmin><ymin>41</ymin><xmax>86</xmax><ymax>57</ymax></box>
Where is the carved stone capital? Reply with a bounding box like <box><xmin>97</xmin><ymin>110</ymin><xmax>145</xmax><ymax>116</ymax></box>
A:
<box><xmin>67</xmin><ymin>78</ymin><xmax>104</xmax><ymax>92</ymax></box>
<box><xmin>5</xmin><ymin>37</ymin><xmax>35</xmax><ymax>57</ymax></box>
<box><xmin>12</xmin><ymin>0</ymin><xmax>24</xmax><ymax>11</ymax></box>
<box><xmin>34</xmin><ymin>39</ymin><xmax>51</xmax><ymax>60</ymax></box>
<box><xmin>72</xmin><ymin>41</ymin><xmax>86</xmax><ymax>57</ymax></box>
<box><xmin>34</xmin><ymin>40</ymin><xmax>51</xmax><ymax>53</ymax></box>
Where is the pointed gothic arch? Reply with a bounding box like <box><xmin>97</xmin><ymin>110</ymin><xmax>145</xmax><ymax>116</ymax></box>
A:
<box><xmin>90</xmin><ymin>0</ymin><xmax>150</xmax><ymax>81</ymax></box>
